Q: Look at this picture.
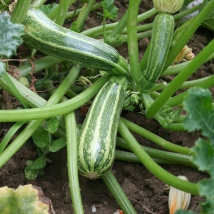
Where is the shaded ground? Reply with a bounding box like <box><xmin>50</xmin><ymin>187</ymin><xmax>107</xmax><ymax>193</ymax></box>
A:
<box><xmin>0</xmin><ymin>1</ymin><xmax>213</xmax><ymax>213</ymax></box>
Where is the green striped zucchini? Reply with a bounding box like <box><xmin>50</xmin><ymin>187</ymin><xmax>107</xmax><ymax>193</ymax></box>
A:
<box><xmin>78</xmin><ymin>76</ymin><xmax>127</xmax><ymax>179</ymax></box>
<box><xmin>139</xmin><ymin>13</ymin><xmax>174</xmax><ymax>91</ymax></box>
<box><xmin>23</xmin><ymin>8</ymin><xmax>128</xmax><ymax>75</ymax></box>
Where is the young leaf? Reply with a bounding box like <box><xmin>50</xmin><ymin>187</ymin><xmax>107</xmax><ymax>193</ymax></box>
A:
<box><xmin>45</xmin><ymin>117</ymin><xmax>59</xmax><ymax>134</ymax></box>
<box><xmin>0</xmin><ymin>12</ymin><xmax>24</xmax><ymax>57</ymax></box>
<box><xmin>26</xmin><ymin>157</ymin><xmax>46</xmax><ymax>170</ymax></box>
<box><xmin>49</xmin><ymin>138</ymin><xmax>66</xmax><ymax>152</ymax></box>
<box><xmin>102</xmin><ymin>0</ymin><xmax>118</xmax><ymax>20</ymax></box>
<box><xmin>32</xmin><ymin>127</ymin><xmax>50</xmax><ymax>148</ymax></box>
<box><xmin>183</xmin><ymin>87</ymin><xmax>214</xmax><ymax>143</ymax></box>
<box><xmin>24</xmin><ymin>166</ymin><xmax>39</xmax><ymax>180</ymax></box>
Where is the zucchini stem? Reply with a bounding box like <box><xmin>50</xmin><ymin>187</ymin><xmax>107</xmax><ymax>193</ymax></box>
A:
<box><xmin>102</xmin><ymin>171</ymin><xmax>137</xmax><ymax>214</ymax></box>
<box><xmin>118</xmin><ymin>119</ymin><xmax>199</xmax><ymax>195</ymax></box>
<box><xmin>0</xmin><ymin>66</ymin><xmax>80</xmax><ymax>168</ymax></box>
<box><xmin>65</xmin><ymin>111</ymin><xmax>84</xmax><ymax>214</ymax></box>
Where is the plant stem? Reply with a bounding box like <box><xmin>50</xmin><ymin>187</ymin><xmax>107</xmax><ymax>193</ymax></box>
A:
<box><xmin>2</xmin><ymin>72</ymin><xmax>29</xmax><ymax>108</ymax></box>
<box><xmin>65</xmin><ymin>111</ymin><xmax>84</xmax><ymax>214</ymax></box>
<box><xmin>55</xmin><ymin>0</ymin><xmax>71</xmax><ymax>26</ymax></box>
<box><xmin>115</xmin><ymin>150</ymin><xmax>196</xmax><ymax>168</ymax></box>
<box><xmin>10</xmin><ymin>0</ymin><xmax>31</xmax><ymax>23</ymax></box>
<box><xmin>121</xmin><ymin>118</ymin><xmax>192</xmax><ymax>155</ymax></box>
<box><xmin>0</xmin><ymin>121</ymin><xmax>25</xmax><ymax>154</ymax></box>
<box><xmin>0</xmin><ymin>66</ymin><xmax>80</xmax><ymax>167</ymax></box>
<box><xmin>116</xmin><ymin>137</ymin><xmax>195</xmax><ymax>168</ymax></box>
<box><xmin>76</xmin><ymin>0</ymin><xmax>96</xmax><ymax>31</ymax></box>
<box><xmin>18</xmin><ymin>56</ymin><xmax>64</xmax><ymax>77</ymax></box>
<box><xmin>31</xmin><ymin>0</ymin><xmax>47</xmax><ymax>8</ymax></box>
<box><xmin>65</xmin><ymin>3</ymin><xmax>102</xmax><ymax>20</ymax></box>
<box><xmin>165</xmin><ymin>75</ymin><xmax>214</xmax><ymax>107</ymax></box>
<box><xmin>0</xmin><ymin>75</ymin><xmax>110</xmax><ymax>121</ymax></box>
<box><xmin>118</xmin><ymin>119</ymin><xmax>199</xmax><ymax>195</ymax></box>
<box><xmin>102</xmin><ymin>171</ymin><xmax>137</xmax><ymax>214</ymax></box>
<box><xmin>146</xmin><ymin>38</ymin><xmax>214</xmax><ymax>119</ymax></box>
<box><xmin>127</xmin><ymin>0</ymin><xmax>141</xmax><ymax>89</ymax></box>
<box><xmin>0</xmin><ymin>74</ymin><xmax>46</xmax><ymax>108</ymax></box>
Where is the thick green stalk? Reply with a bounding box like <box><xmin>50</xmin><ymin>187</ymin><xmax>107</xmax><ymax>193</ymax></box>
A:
<box><xmin>127</xmin><ymin>0</ymin><xmax>141</xmax><ymax>89</ymax></box>
<box><xmin>165</xmin><ymin>75</ymin><xmax>214</xmax><ymax>107</ymax></box>
<box><xmin>0</xmin><ymin>74</ymin><xmax>46</xmax><ymax>108</ymax></box>
<box><xmin>102</xmin><ymin>171</ymin><xmax>137</xmax><ymax>214</ymax></box>
<box><xmin>116</xmin><ymin>137</ymin><xmax>195</xmax><ymax>168</ymax></box>
<box><xmin>65</xmin><ymin>111</ymin><xmax>84</xmax><ymax>214</ymax></box>
<box><xmin>55</xmin><ymin>0</ymin><xmax>71</xmax><ymax>26</ymax></box>
<box><xmin>18</xmin><ymin>56</ymin><xmax>64</xmax><ymax>77</ymax></box>
<box><xmin>0</xmin><ymin>66</ymin><xmax>80</xmax><ymax>167</ymax></box>
<box><xmin>146</xmin><ymin>38</ymin><xmax>214</xmax><ymax>119</ymax></box>
<box><xmin>75</xmin><ymin>0</ymin><xmax>96</xmax><ymax>31</ymax></box>
<box><xmin>10</xmin><ymin>0</ymin><xmax>31</xmax><ymax>23</ymax></box>
<box><xmin>115</xmin><ymin>150</ymin><xmax>172</xmax><ymax>165</ymax></box>
<box><xmin>82</xmin><ymin>8</ymin><xmax>156</xmax><ymax>37</ymax></box>
<box><xmin>121</xmin><ymin>118</ymin><xmax>192</xmax><ymax>155</ymax></box>
<box><xmin>109</xmin><ymin>10</ymin><xmax>128</xmax><ymax>38</ymax></box>
<box><xmin>0</xmin><ymin>121</ymin><xmax>25</xmax><ymax>154</ymax></box>
<box><xmin>2</xmin><ymin>72</ymin><xmax>29</xmax><ymax>108</ymax></box>
<box><xmin>0</xmin><ymin>75</ymin><xmax>110</xmax><ymax>121</ymax></box>
<box><xmin>118</xmin><ymin>119</ymin><xmax>199</xmax><ymax>195</ymax></box>
<box><xmin>65</xmin><ymin>3</ymin><xmax>102</xmax><ymax>20</ymax></box>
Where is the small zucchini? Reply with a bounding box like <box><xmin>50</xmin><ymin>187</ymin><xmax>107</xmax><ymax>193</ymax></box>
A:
<box><xmin>23</xmin><ymin>8</ymin><xmax>128</xmax><ymax>75</ymax></box>
<box><xmin>78</xmin><ymin>76</ymin><xmax>127</xmax><ymax>179</ymax></box>
<box><xmin>139</xmin><ymin>12</ymin><xmax>174</xmax><ymax>91</ymax></box>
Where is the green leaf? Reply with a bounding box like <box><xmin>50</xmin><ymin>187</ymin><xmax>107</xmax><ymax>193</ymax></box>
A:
<box><xmin>0</xmin><ymin>61</ymin><xmax>6</xmax><ymax>76</ymax></box>
<box><xmin>191</xmin><ymin>139</ymin><xmax>214</xmax><ymax>173</ymax></box>
<box><xmin>39</xmin><ymin>3</ymin><xmax>58</xmax><ymax>15</ymax></box>
<box><xmin>0</xmin><ymin>12</ymin><xmax>24</xmax><ymax>57</ymax></box>
<box><xmin>199</xmin><ymin>177</ymin><xmax>214</xmax><ymax>213</ymax></box>
<box><xmin>102</xmin><ymin>0</ymin><xmax>118</xmax><ymax>20</ymax></box>
<box><xmin>49</xmin><ymin>138</ymin><xmax>66</xmax><ymax>152</ymax></box>
<box><xmin>32</xmin><ymin>127</ymin><xmax>50</xmax><ymax>148</ymax></box>
<box><xmin>45</xmin><ymin>117</ymin><xmax>59</xmax><ymax>134</ymax></box>
<box><xmin>26</xmin><ymin>158</ymin><xmax>46</xmax><ymax>170</ymax></box>
<box><xmin>183</xmin><ymin>87</ymin><xmax>214</xmax><ymax>144</ymax></box>
<box><xmin>24</xmin><ymin>167</ymin><xmax>39</xmax><ymax>180</ymax></box>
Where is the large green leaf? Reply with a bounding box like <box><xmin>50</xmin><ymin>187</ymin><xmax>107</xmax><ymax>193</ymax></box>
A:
<box><xmin>183</xmin><ymin>87</ymin><xmax>214</xmax><ymax>144</ymax></box>
<box><xmin>0</xmin><ymin>12</ymin><xmax>24</xmax><ymax>57</ymax></box>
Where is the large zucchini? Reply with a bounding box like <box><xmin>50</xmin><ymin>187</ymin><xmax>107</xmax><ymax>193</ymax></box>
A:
<box><xmin>139</xmin><ymin>13</ymin><xmax>174</xmax><ymax>91</ymax></box>
<box><xmin>23</xmin><ymin>8</ymin><xmax>128</xmax><ymax>75</ymax></box>
<box><xmin>78</xmin><ymin>76</ymin><xmax>127</xmax><ymax>179</ymax></box>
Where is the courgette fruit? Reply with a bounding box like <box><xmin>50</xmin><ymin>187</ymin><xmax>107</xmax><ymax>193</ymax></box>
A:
<box><xmin>78</xmin><ymin>76</ymin><xmax>127</xmax><ymax>179</ymax></box>
<box><xmin>23</xmin><ymin>8</ymin><xmax>128</xmax><ymax>75</ymax></box>
<box><xmin>139</xmin><ymin>13</ymin><xmax>174</xmax><ymax>91</ymax></box>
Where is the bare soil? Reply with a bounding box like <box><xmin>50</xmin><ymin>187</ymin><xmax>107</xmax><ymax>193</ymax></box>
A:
<box><xmin>0</xmin><ymin>1</ymin><xmax>213</xmax><ymax>214</ymax></box>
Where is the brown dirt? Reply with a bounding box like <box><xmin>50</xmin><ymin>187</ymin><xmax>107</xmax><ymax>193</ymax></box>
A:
<box><xmin>0</xmin><ymin>1</ymin><xmax>213</xmax><ymax>214</ymax></box>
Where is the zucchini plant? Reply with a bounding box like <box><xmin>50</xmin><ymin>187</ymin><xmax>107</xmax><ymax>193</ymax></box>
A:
<box><xmin>0</xmin><ymin>0</ymin><xmax>214</xmax><ymax>213</ymax></box>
